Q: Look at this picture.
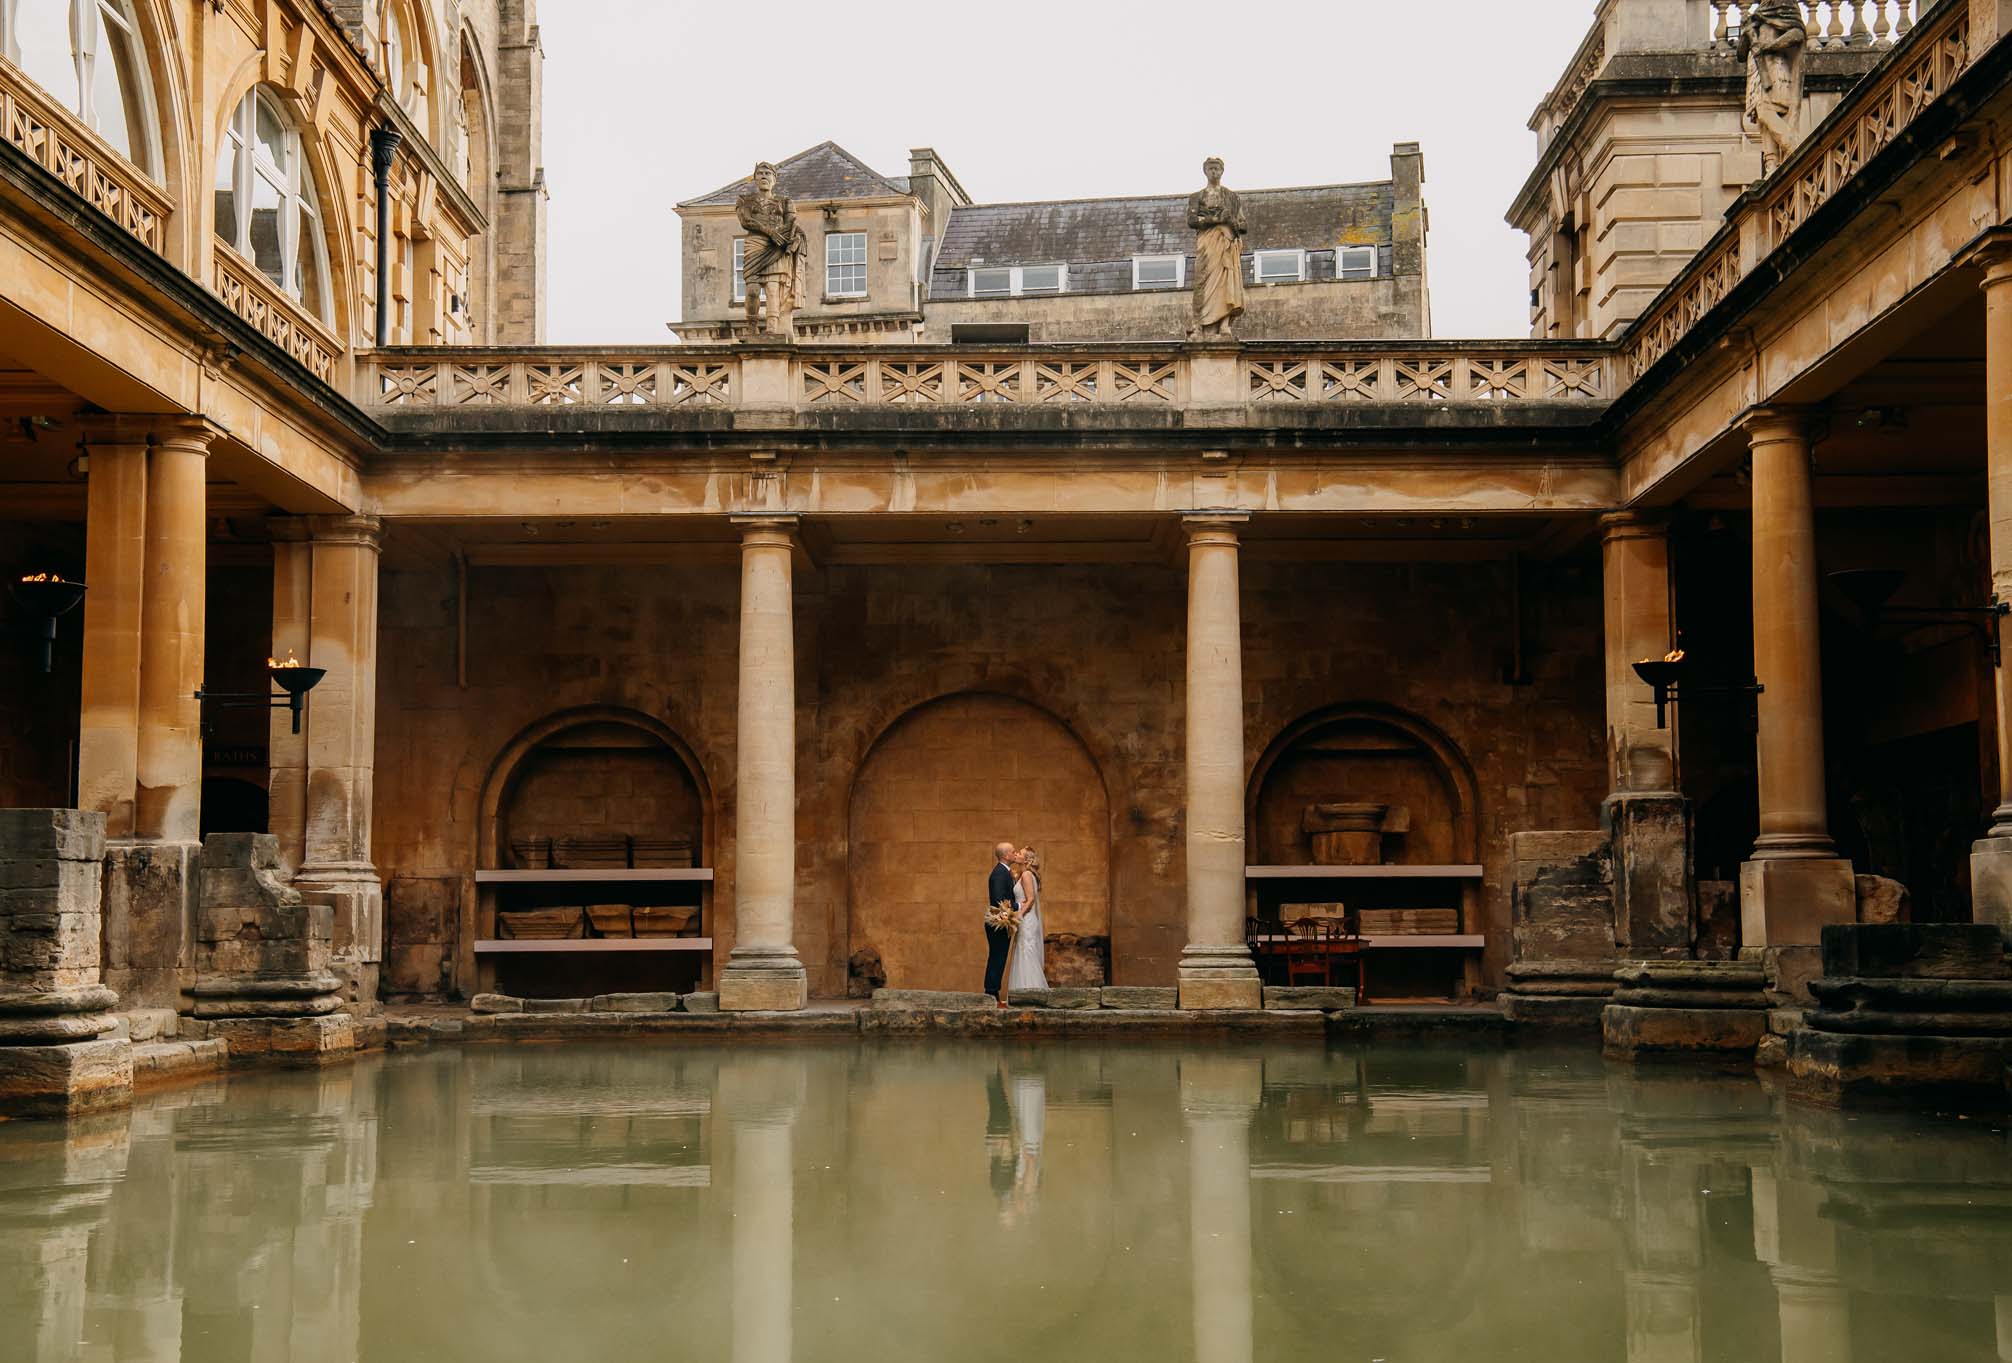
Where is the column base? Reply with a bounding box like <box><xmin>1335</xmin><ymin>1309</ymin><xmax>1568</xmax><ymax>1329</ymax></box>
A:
<box><xmin>101</xmin><ymin>839</ymin><xmax>197</xmax><ymax>1011</ymax></box>
<box><xmin>1601</xmin><ymin>961</ymin><xmax>1770</xmax><ymax>1061</ymax></box>
<box><xmin>0</xmin><ymin>1038</ymin><xmax>133</xmax><ymax>1118</ymax></box>
<box><xmin>1178</xmin><ymin>944</ymin><xmax>1262</xmax><ymax>1011</ymax></box>
<box><xmin>1971</xmin><ymin>836</ymin><xmax>2012</xmax><ymax>947</ymax></box>
<box><xmin>294</xmin><ymin>862</ymin><xmax>384</xmax><ymax>1007</ymax></box>
<box><xmin>1500</xmin><ymin>961</ymin><xmax>1619</xmax><ymax>1028</ymax></box>
<box><xmin>1605</xmin><ymin>792</ymin><xmax>1694</xmax><ymax>954</ymax></box>
<box><xmin>1739</xmin><ymin>856</ymin><xmax>1856</xmax><ymax>949</ymax></box>
<box><xmin>199</xmin><ymin>1013</ymin><xmax>355</xmax><ymax>1065</ymax></box>
<box><xmin>718</xmin><ymin>947</ymin><xmax>808</xmax><ymax>1012</ymax></box>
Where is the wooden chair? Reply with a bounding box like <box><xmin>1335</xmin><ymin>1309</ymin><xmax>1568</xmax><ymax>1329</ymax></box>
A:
<box><xmin>1284</xmin><ymin>917</ymin><xmax>1332</xmax><ymax>987</ymax></box>
<box><xmin>1322</xmin><ymin>914</ymin><xmax>1367</xmax><ymax>1005</ymax></box>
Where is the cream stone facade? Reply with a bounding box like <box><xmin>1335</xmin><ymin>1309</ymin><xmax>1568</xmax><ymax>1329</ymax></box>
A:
<box><xmin>5</xmin><ymin>0</ymin><xmax>2012</xmax><ymax>1063</ymax></box>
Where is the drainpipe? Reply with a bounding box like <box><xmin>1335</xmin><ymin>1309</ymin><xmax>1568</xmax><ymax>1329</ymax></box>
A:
<box><xmin>369</xmin><ymin>126</ymin><xmax>403</xmax><ymax>347</ymax></box>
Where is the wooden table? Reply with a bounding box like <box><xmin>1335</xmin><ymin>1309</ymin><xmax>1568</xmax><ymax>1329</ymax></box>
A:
<box><xmin>1249</xmin><ymin>934</ymin><xmax>1485</xmax><ymax>1002</ymax></box>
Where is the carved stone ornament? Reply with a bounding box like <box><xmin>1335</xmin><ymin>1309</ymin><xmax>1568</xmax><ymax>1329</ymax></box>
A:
<box><xmin>735</xmin><ymin>160</ymin><xmax>812</xmax><ymax>337</ymax></box>
<box><xmin>1186</xmin><ymin>156</ymin><xmax>1248</xmax><ymax>341</ymax></box>
<box><xmin>1737</xmin><ymin>1</ymin><xmax>1809</xmax><ymax>177</ymax></box>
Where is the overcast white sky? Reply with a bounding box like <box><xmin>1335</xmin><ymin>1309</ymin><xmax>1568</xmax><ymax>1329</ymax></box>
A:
<box><xmin>540</xmin><ymin>1</ymin><xmax>1597</xmax><ymax>343</ymax></box>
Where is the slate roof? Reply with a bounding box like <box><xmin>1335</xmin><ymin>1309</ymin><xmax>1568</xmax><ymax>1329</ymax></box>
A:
<box><xmin>681</xmin><ymin>142</ymin><xmax>908</xmax><ymax>209</ymax></box>
<box><xmin>929</xmin><ymin>182</ymin><xmax>1397</xmax><ymax>299</ymax></box>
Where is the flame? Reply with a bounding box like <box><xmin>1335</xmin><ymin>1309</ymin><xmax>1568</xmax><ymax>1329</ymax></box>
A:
<box><xmin>268</xmin><ymin>650</ymin><xmax>305</xmax><ymax>669</ymax></box>
<box><xmin>1664</xmin><ymin>648</ymin><xmax>1685</xmax><ymax>663</ymax></box>
<box><xmin>18</xmin><ymin>572</ymin><xmax>66</xmax><ymax>583</ymax></box>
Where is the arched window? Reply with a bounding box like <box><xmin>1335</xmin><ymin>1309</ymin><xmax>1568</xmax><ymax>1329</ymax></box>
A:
<box><xmin>1</xmin><ymin>0</ymin><xmax>157</xmax><ymax>173</ymax></box>
<box><xmin>379</xmin><ymin>0</ymin><xmax>424</xmax><ymax>121</ymax></box>
<box><xmin>214</xmin><ymin>88</ymin><xmax>332</xmax><ymax>322</ymax></box>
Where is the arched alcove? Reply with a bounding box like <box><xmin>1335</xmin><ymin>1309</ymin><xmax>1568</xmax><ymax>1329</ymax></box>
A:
<box><xmin>847</xmin><ymin>694</ymin><xmax>1111</xmax><ymax>991</ymax></box>
<box><xmin>473</xmin><ymin>708</ymin><xmax>714</xmax><ymax>998</ymax></box>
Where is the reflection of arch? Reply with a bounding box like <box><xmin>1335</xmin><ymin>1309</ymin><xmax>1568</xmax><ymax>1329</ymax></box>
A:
<box><xmin>475</xmin><ymin>706</ymin><xmax>715</xmax><ymax>872</ymax></box>
<box><xmin>1247</xmin><ymin>703</ymin><xmax>1479</xmax><ymax>866</ymax></box>
<box><xmin>847</xmin><ymin>693</ymin><xmax>1113</xmax><ymax>991</ymax></box>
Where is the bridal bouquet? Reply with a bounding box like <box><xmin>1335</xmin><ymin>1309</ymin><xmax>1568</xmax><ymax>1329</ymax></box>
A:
<box><xmin>986</xmin><ymin>904</ymin><xmax>1023</xmax><ymax>931</ymax></box>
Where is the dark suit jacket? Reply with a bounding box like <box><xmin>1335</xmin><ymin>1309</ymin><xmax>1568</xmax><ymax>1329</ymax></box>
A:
<box><xmin>987</xmin><ymin>862</ymin><xmax>1017</xmax><ymax>918</ymax></box>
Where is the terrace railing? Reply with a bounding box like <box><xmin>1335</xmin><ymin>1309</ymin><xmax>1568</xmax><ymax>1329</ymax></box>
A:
<box><xmin>358</xmin><ymin>342</ymin><xmax>1615</xmax><ymax>416</ymax></box>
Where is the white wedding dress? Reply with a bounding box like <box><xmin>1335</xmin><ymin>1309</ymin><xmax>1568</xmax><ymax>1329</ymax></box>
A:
<box><xmin>1008</xmin><ymin>875</ymin><xmax>1048</xmax><ymax>990</ymax></box>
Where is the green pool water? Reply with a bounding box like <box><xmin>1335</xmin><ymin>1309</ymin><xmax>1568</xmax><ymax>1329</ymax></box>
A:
<box><xmin>2</xmin><ymin>1041</ymin><xmax>2009</xmax><ymax>1363</ymax></box>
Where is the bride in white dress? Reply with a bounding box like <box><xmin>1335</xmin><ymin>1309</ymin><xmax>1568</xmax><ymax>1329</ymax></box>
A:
<box><xmin>1008</xmin><ymin>847</ymin><xmax>1049</xmax><ymax>991</ymax></box>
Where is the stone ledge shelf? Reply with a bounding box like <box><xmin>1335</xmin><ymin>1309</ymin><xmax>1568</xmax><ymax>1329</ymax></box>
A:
<box><xmin>473</xmin><ymin>938</ymin><xmax>714</xmax><ymax>953</ymax></box>
<box><xmin>475</xmin><ymin>869</ymin><xmax>715</xmax><ymax>883</ymax></box>
<box><xmin>1244</xmin><ymin>864</ymin><xmax>1484</xmax><ymax>879</ymax></box>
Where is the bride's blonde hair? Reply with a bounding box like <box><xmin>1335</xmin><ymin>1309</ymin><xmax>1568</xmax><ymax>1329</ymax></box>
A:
<box><xmin>1021</xmin><ymin>847</ymin><xmax>1042</xmax><ymax>885</ymax></box>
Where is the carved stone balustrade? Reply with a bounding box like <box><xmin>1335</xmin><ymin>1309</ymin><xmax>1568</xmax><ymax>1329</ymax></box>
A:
<box><xmin>0</xmin><ymin>61</ymin><xmax>170</xmax><ymax>255</ymax></box>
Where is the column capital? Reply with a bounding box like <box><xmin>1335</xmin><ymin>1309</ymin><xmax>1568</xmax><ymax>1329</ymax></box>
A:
<box><xmin>1737</xmin><ymin>405</ymin><xmax>1815</xmax><ymax>445</ymax></box>
<box><xmin>146</xmin><ymin>416</ymin><xmax>228</xmax><ymax>454</ymax></box>
<box><xmin>306</xmin><ymin>513</ymin><xmax>384</xmax><ymax>550</ymax></box>
<box><xmin>267</xmin><ymin>515</ymin><xmax>313</xmax><ymax>543</ymax></box>
<box><xmin>1182</xmin><ymin>511</ymin><xmax>1249</xmax><ymax>545</ymax></box>
<box><xmin>1958</xmin><ymin>227</ymin><xmax>2012</xmax><ymax>287</ymax></box>
<box><xmin>732</xmin><ymin>513</ymin><xmax>799</xmax><ymax>547</ymax></box>
<box><xmin>1597</xmin><ymin>509</ymin><xmax>1671</xmax><ymax>543</ymax></box>
<box><xmin>74</xmin><ymin>413</ymin><xmax>160</xmax><ymax>446</ymax></box>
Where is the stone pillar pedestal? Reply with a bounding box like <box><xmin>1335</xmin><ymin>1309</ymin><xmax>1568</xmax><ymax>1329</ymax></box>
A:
<box><xmin>1502</xmin><ymin>830</ymin><xmax>1618</xmax><ymax>1027</ymax></box>
<box><xmin>1787</xmin><ymin>923</ymin><xmax>2012</xmax><ymax>1109</ymax></box>
<box><xmin>0</xmin><ymin>810</ymin><xmax>132</xmax><ymax>1118</ymax></box>
<box><xmin>1602</xmin><ymin>961</ymin><xmax>1769</xmax><ymax>1061</ymax></box>
<box><xmin>720</xmin><ymin>517</ymin><xmax>806</xmax><ymax>1012</ymax></box>
<box><xmin>1179</xmin><ymin>514</ymin><xmax>1260</xmax><ymax>1010</ymax></box>
<box><xmin>1608</xmin><ymin>793</ymin><xmax>1694</xmax><ymax>956</ymax></box>
<box><xmin>1181</xmin><ymin>1055</ymin><xmax>1259</xmax><ymax>1363</ymax></box>
<box><xmin>190</xmin><ymin>833</ymin><xmax>353</xmax><ymax>1063</ymax></box>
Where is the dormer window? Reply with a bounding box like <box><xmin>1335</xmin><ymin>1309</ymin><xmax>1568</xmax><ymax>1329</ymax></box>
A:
<box><xmin>1253</xmin><ymin>249</ymin><xmax>1306</xmax><ymax>284</ymax></box>
<box><xmin>826</xmin><ymin>231</ymin><xmax>867</xmax><ymax>298</ymax></box>
<box><xmin>1338</xmin><ymin>245</ymin><xmax>1377</xmax><ymax>281</ymax></box>
<box><xmin>1132</xmin><ymin>255</ymin><xmax>1184</xmax><ymax>290</ymax></box>
<box><xmin>968</xmin><ymin>265</ymin><xmax>1066</xmax><ymax>297</ymax></box>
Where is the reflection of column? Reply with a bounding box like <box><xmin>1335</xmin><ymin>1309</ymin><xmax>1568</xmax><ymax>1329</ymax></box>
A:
<box><xmin>721</xmin><ymin>515</ymin><xmax>807</xmax><ymax>1011</ymax></box>
<box><xmin>722</xmin><ymin>1058</ymin><xmax>805</xmax><ymax>1363</ymax></box>
<box><xmin>76</xmin><ymin>418</ymin><xmax>150</xmax><ymax>835</ymax></box>
<box><xmin>1737</xmin><ymin>408</ymin><xmax>1854</xmax><ymax>948</ymax></box>
<box><xmin>294</xmin><ymin>514</ymin><xmax>387</xmax><ymax>1006</ymax></box>
<box><xmin>1181</xmin><ymin>1055</ymin><xmax>1260</xmax><ymax>1363</ymax></box>
<box><xmin>1968</xmin><ymin>238</ymin><xmax>2012</xmax><ymax>942</ymax></box>
<box><xmin>0</xmin><ymin>1112</ymin><xmax>130</xmax><ymax>1363</ymax></box>
<box><xmin>1180</xmin><ymin>513</ymin><xmax>1260</xmax><ymax>1010</ymax></box>
<box><xmin>1773</xmin><ymin>1271</ymin><xmax>1851</xmax><ymax>1363</ymax></box>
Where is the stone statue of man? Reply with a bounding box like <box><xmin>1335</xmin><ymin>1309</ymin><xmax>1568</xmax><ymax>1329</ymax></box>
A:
<box><xmin>735</xmin><ymin>160</ymin><xmax>810</xmax><ymax>336</ymax></box>
<box><xmin>1737</xmin><ymin>1</ymin><xmax>1808</xmax><ymax>177</ymax></box>
<box><xmin>1186</xmin><ymin>156</ymin><xmax>1247</xmax><ymax>341</ymax></box>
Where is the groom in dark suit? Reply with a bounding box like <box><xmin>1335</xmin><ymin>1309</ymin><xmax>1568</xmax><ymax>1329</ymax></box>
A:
<box><xmin>984</xmin><ymin>841</ymin><xmax>1017</xmax><ymax>998</ymax></box>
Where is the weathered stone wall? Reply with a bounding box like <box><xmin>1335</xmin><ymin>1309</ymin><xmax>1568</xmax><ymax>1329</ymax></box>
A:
<box><xmin>925</xmin><ymin>277</ymin><xmax>1428</xmax><ymax>343</ymax></box>
<box><xmin>372</xmin><ymin>551</ymin><xmax>1606</xmax><ymax>999</ymax></box>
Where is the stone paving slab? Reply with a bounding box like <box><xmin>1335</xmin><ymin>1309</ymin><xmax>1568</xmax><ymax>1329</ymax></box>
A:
<box><xmin>130</xmin><ymin>1038</ymin><xmax>227</xmax><ymax>1089</ymax></box>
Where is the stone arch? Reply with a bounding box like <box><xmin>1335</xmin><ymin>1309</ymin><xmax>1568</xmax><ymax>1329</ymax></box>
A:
<box><xmin>126</xmin><ymin>0</ymin><xmax>192</xmax><ymax>265</ymax></box>
<box><xmin>847</xmin><ymin>693</ymin><xmax>1113</xmax><ymax>991</ymax></box>
<box><xmin>454</xmin><ymin>23</ymin><xmax>497</xmax><ymax>340</ymax></box>
<box><xmin>1247</xmin><ymin>703</ymin><xmax>1481</xmax><ymax>867</ymax></box>
<box><xmin>475</xmin><ymin>705</ymin><xmax>715</xmax><ymax>873</ymax></box>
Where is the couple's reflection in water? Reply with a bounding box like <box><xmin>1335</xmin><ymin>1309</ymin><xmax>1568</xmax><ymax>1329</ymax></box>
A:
<box><xmin>3</xmin><ymin>1043</ymin><xmax>2011</xmax><ymax>1362</ymax></box>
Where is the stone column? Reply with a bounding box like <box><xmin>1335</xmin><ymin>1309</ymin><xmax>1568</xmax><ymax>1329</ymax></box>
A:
<box><xmin>265</xmin><ymin>518</ymin><xmax>313</xmax><ymax>871</ymax></box>
<box><xmin>720</xmin><ymin>516</ymin><xmax>806</xmax><ymax>1011</ymax></box>
<box><xmin>0</xmin><ymin>809</ymin><xmax>131</xmax><ymax>1118</ymax></box>
<box><xmin>721</xmin><ymin>1057</ymin><xmax>803</xmax><ymax>1363</ymax></box>
<box><xmin>75</xmin><ymin>419</ymin><xmax>150</xmax><ymax>836</ymax></box>
<box><xmin>293</xmin><ymin>515</ymin><xmax>385</xmax><ymax>1007</ymax></box>
<box><xmin>1968</xmin><ymin>239</ymin><xmax>2012</xmax><ymax>944</ymax></box>
<box><xmin>1180</xmin><ymin>1055</ymin><xmax>1259</xmax><ymax>1363</ymax></box>
<box><xmin>1737</xmin><ymin>409</ymin><xmax>1855</xmax><ymax>951</ymax></box>
<box><xmin>1600</xmin><ymin>512</ymin><xmax>1694</xmax><ymax>957</ymax></box>
<box><xmin>102</xmin><ymin>419</ymin><xmax>218</xmax><ymax>1012</ymax></box>
<box><xmin>1180</xmin><ymin>513</ymin><xmax>1260</xmax><ymax>1010</ymax></box>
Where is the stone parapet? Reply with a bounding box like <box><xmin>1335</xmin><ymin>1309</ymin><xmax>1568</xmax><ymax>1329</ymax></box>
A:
<box><xmin>0</xmin><ymin>809</ymin><xmax>132</xmax><ymax>1118</ymax></box>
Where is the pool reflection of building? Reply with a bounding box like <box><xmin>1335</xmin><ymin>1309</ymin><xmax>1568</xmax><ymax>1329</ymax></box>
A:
<box><xmin>3</xmin><ymin>1048</ymin><xmax>2012</xmax><ymax>1361</ymax></box>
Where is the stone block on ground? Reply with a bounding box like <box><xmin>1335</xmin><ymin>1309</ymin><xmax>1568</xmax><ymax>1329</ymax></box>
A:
<box><xmin>1855</xmin><ymin>874</ymin><xmax>1910</xmax><ymax>925</ymax></box>
<box><xmin>0</xmin><ymin>1038</ymin><xmax>132</xmax><ymax>1117</ymax></box>
<box><xmin>1789</xmin><ymin>1028</ymin><xmax>2012</xmax><ymax>1110</ymax></box>
<box><xmin>681</xmin><ymin>992</ymin><xmax>720</xmax><ymax>1014</ymax></box>
<box><xmin>871</xmin><ymin>989</ymin><xmax>997</xmax><ymax>1011</ymax></box>
<box><xmin>203</xmin><ymin>1013</ymin><xmax>355</xmax><ymax>1063</ymax></box>
<box><xmin>470</xmin><ymin>993</ymin><xmax>523</xmax><ymax>1014</ymax></box>
<box><xmin>1101</xmin><ymin>986</ymin><xmax>1178</xmax><ymax>1009</ymax></box>
<box><xmin>1601</xmin><ymin>1004</ymin><xmax>1768</xmax><ymax>1059</ymax></box>
<box><xmin>130</xmin><ymin>1038</ymin><xmax>226</xmax><ymax>1085</ymax></box>
<box><xmin>100</xmin><ymin>838</ymin><xmax>197</xmax><ymax>1010</ymax></box>
<box><xmin>521</xmin><ymin>997</ymin><xmax>587</xmax><ymax>1013</ymax></box>
<box><xmin>1264</xmin><ymin>986</ymin><xmax>1357</xmax><ymax>1011</ymax></box>
<box><xmin>591</xmin><ymin>992</ymin><xmax>681</xmax><ymax>1013</ymax></box>
<box><xmin>1765</xmin><ymin>945</ymin><xmax>1824</xmax><ymax>1007</ymax></box>
<box><xmin>1008</xmin><ymin>987</ymin><xmax>1100</xmax><ymax>1009</ymax></box>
